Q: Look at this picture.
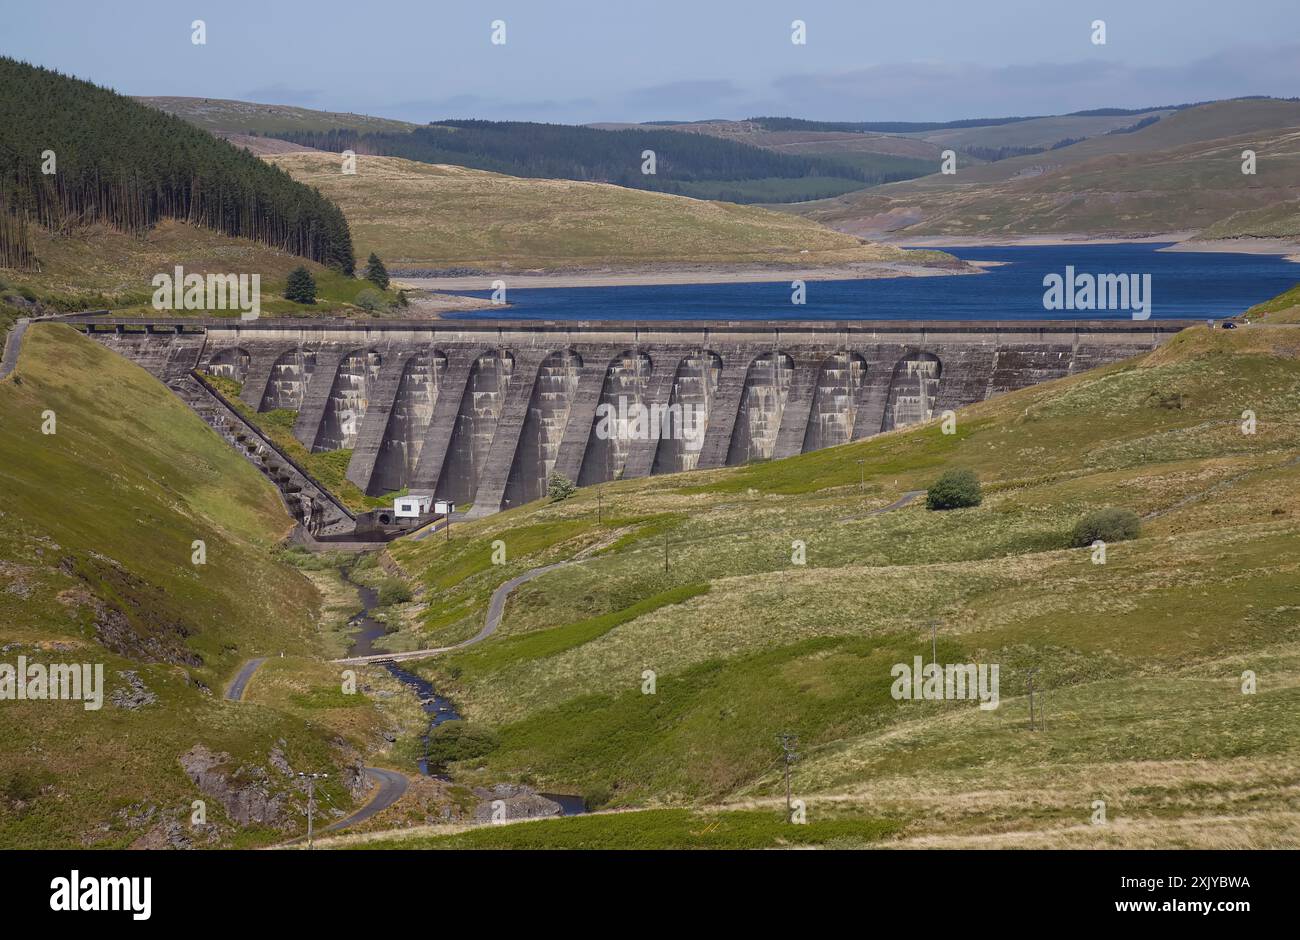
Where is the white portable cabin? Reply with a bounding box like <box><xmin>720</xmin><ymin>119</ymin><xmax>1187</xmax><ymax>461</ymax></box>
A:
<box><xmin>393</xmin><ymin>495</ymin><xmax>433</xmax><ymax>519</ymax></box>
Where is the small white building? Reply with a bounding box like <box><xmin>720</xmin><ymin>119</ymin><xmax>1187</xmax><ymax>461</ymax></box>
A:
<box><xmin>434</xmin><ymin>500</ymin><xmax>455</xmax><ymax>516</ymax></box>
<box><xmin>393</xmin><ymin>495</ymin><xmax>433</xmax><ymax>518</ymax></box>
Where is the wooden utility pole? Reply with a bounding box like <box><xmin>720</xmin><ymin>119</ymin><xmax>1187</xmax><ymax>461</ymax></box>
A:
<box><xmin>776</xmin><ymin>733</ymin><xmax>798</xmax><ymax>821</ymax></box>
<box><xmin>298</xmin><ymin>772</ymin><xmax>329</xmax><ymax>848</ymax></box>
<box><xmin>1026</xmin><ymin>668</ymin><xmax>1038</xmax><ymax>732</ymax></box>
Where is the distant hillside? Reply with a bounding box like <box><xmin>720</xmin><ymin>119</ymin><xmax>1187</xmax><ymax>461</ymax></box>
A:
<box><xmin>587</xmin><ymin>119</ymin><xmax>943</xmax><ymax>185</ymax></box>
<box><xmin>796</xmin><ymin>99</ymin><xmax>1300</xmax><ymax>240</ymax></box>
<box><xmin>271</xmin><ymin>120</ymin><xmax>883</xmax><ymax>204</ymax></box>
<box><xmin>266</xmin><ymin>152</ymin><xmax>939</xmax><ymax>271</ymax></box>
<box><xmin>139</xmin><ymin>96</ymin><xmax>417</xmax><ymax>136</ymax></box>
<box><xmin>0</xmin><ymin>60</ymin><xmax>354</xmax><ymax>274</ymax></box>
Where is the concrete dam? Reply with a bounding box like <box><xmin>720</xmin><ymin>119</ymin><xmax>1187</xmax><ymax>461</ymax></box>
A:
<box><xmin>81</xmin><ymin>317</ymin><xmax>1189</xmax><ymax>530</ymax></box>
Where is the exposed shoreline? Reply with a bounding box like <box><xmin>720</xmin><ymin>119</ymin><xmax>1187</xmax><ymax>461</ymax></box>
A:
<box><xmin>395</xmin><ymin>258</ymin><xmax>976</xmax><ymax>292</ymax></box>
<box><xmin>891</xmin><ymin>233</ymin><xmax>1300</xmax><ymax>262</ymax></box>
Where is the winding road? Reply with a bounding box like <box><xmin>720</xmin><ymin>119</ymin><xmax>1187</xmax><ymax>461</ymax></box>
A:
<box><xmin>322</xmin><ymin>768</ymin><xmax>409</xmax><ymax>833</ymax></box>
<box><xmin>224</xmin><ymin>657</ymin><xmax>267</xmax><ymax>701</ymax></box>
<box><xmin>0</xmin><ymin>317</ymin><xmax>31</xmax><ymax>380</ymax></box>
<box><xmin>333</xmin><ymin>561</ymin><xmax>572</xmax><ymax>666</ymax></box>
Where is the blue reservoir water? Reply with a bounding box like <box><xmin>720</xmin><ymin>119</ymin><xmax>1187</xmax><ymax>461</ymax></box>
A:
<box><xmin>441</xmin><ymin>244</ymin><xmax>1299</xmax><ymax>321</ymax></box>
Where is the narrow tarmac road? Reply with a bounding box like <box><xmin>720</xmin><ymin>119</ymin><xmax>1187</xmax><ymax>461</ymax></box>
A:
<box><xmin>0</xmin><ymin>317</ymin><xmax>31</xmax><ymax>380</ymax></box>
<box><xmin>224</xmin><ymin>657</ymin><xmax>267</xmax><ymax>701</ymax></box>
<box><xmin>322</xmin><ymin>768</ymin><xmax>409</xmax><ymax>834</ymax></box>
<box><xmin>334</xmin><ymin>561</ymin><xmax>572</xmax><ymax>665</ymax></box>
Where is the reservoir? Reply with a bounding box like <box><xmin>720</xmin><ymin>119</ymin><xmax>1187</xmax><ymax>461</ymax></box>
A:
<box><xmin>441</xmin><ymin>244</ymin><xmax>1299</xmax><ymax>322</ymax></box>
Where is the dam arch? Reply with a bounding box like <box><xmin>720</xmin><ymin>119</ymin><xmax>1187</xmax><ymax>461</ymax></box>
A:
<box><xmin>578</xmin><ymin>349</ymin><xmax>653</xmax><ymax>486</ymax></box>
<box><xmin>727</xmin><ymin>351</ymin><xmax>794</xmax><ymax>465</ymax></box>
<box><xmin>435</xmin><ymin>348</ymin><xmax>515</xmax><ymax>505</ymax></box>
<box><xmin>881</xmin><ymin>351</ymin><xmax>942</xmax><ymax>432</ymax></box>
<box><xmin>502</xmin><ymin>348</ymin><xmax>584</xmax><ymax>508</ymax></box>
<box><xmin>259</xmin><ymin>347</ymin><xmax>318</xmax><ymax>411</ymax></box>
<box><xmin>204</xmin><ymin>346</ymin><xmax>251</xmax><ymax>384</ymax></box>
<box><xmin>803</xmin><ymin>351</ymin><xmax>867</xmax><ymax>452</ymax></box>
<box><xmin>368</xmin><ymin>347</ymin><xmax>449</xmax><ymax>495</ymax></box>
<box><xmin>651</xmin><ymin>349</ymin><xmax>722</xmax><ymax>475</ymax></box>
<box><xmin>314</xmin><ymin>348</ymin><xmax>383</xmax><ymax>451</ymax></box>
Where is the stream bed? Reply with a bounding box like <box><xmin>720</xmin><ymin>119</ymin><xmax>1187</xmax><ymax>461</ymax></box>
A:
<box><xmin>342</xmin><ymin>563</ymin><xmax>586</xmax><ymax>814</ymax></box>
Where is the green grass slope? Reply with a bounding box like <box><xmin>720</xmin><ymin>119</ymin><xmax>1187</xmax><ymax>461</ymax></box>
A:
<box><xmin>0</xmin><ymin>325</ymin><xmax>381</xmax><ymax>847</ymax></box>
<box><xmin>4</xmin><ymin>220</ymin><xmax>400</xmax><ymax>317</ymax></box>
<box><xmin>372</xmin><ymin>320</ymin><xmax>1300</xmax><ymax>847</ymax></box>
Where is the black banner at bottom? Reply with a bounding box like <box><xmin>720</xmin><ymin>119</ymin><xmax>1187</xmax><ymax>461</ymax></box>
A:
<box><xmin>0</xmin><ymin>849</ymin><xmax>1287</xmax><ymax>927</ymax></box>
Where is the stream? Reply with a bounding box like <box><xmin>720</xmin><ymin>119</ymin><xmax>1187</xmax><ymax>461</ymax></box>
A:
<box><xmin>341</xmin><ymin>563</ymin><xmax>586</xmax><ymax>813</ymax></box>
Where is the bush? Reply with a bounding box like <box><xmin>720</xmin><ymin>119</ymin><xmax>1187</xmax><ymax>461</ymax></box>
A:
<box><xmin>925</xmin><ymin>468</ymin><xmax>982</xmax><ymax>510</ymax></box>
<box><xmin>354</xmin><ymin>287</ymin><xmax>385</xmax><ymax>312</ymax></box>
<box><xmin>284</xmin><ymin>266</ymin><xmax>316</xmax><ymax>304</ymax></box>
<box><xmin>582</xmin><ymin>783</ymin><xmax>613</xmax><ymax>811</ymax></box>
<box><xmin>376</xmin><ymin>580</ymin><xmax>413</xmax><ymax>606</ymax></box>
<box><xmin>1072</xmin><ymin>507</ymin><xmax>1141</xmax><ymax>547</ymax></box>
<box><xmin>425</xmin><ymin>721</ymin><xmax>499</xmax><ymax>770</ymax></box>
<box><xmin>547</xmin><ymin>472</ymin><xmax>577</xmax><ymax>502</ymax></box>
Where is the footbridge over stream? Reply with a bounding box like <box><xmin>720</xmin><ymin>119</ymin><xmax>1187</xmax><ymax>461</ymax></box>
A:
<box><xmin>78</xmin><ymin>317</ymin><xmax>1191</xmax><ymax>520</ymax></box>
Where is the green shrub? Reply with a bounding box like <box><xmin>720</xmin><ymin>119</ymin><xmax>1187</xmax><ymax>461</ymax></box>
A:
<box><xmin>426</xmin><ymin>721</ymin><xmax>499</xmax><ymax>770</ymax></box>
<box><xmin>582</xmin><ymin>783</ymin><xmax>613</xmax><ymax>811</ymax></box>
<box><xmin>547</xmin><ymin>472</ymin><xmax>577</xmax><ymax>502</ymax></box>
<box><xmin>1072</xmin><ymin>507</ymin><xmax>1141</xmax><ymax>547</ymax></box>
<box><xmin>925</xmin><ymin>468</ymin><xmax>982</xmax><ymax>510</ymax></box>
<box><xmin>376</xmin><ymin>580</ymin><xmax>412</xmax><ymax>606</ymax></box>
<box><xmin>354</xmin><ymin>287</ymin><xmax>385</xmax><ymax>312</ymax></box>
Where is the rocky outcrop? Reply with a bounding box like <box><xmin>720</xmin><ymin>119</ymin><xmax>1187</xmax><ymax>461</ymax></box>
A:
<box><xmin>111</xmin><ymin>670</ymin><xmax>157</xmax><ymax>709</ymax></box>
<box><xmin>179</xmin><ymin>744</ymin><xmax>290</xmax><ymax>829</ymax></box>
<box><xmin>471</xmin><ymin>784</ymin><xmax>564</xmax><ymax>822</ymax></box>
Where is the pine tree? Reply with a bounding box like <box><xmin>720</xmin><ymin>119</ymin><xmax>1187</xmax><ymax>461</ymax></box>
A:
<box><xmin>285</xmin><ymin>266</ymin><xmax>317</xmax><ymax>304</ymax></box>
<box><xmin>363</xmin><ymin>252</ymin><xmax>390</xmax><ymax>290</ymax></box>
<box><xmin>0</xmin><ymin>57</ymin><xmax>355</xmax><ymax>274</ymax></box>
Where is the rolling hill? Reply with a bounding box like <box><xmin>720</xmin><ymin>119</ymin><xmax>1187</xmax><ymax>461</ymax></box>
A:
<box><xmin>336</xmin><ymin>314</ymin><xmax>1300</xmax><ymax>848</ymax></box>
<box><xmin>265</xmin><ymin>151</ymin><xmax>951</xmax><ymax>271</ymax></box>
<box><xmin>796</xmin><ymin>99</ymin><xmax>1300</xmax><ymax>240</ymax></box>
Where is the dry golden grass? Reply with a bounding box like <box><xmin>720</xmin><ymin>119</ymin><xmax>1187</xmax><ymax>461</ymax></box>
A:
<box><xmin>267</xmin><ymin>152</ymin><xmax>918</xmax><ymax>270</ymax></box>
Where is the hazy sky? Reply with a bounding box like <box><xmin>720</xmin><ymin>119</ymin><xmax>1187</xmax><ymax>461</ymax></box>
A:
<box><xmin>4</xmin><ymin>1</ymin><xmax>1297</xmax><ymax>123</ymax></box>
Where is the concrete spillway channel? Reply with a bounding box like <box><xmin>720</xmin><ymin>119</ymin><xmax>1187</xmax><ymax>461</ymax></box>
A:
<box><xmin>80</xmin><ymin>318</ymin><xmax>1191</xmax><ymax>519</ymax></box>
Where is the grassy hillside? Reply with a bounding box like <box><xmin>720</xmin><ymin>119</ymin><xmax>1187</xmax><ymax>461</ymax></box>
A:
<box><xmin>798</xmin><ymin>99</ymin><xmax>1300</xmax><ymax>239</ymax></box>
<box><xmin>0</xmin><ymin>325</ymin><xmax>390</xmax><ymax>847</ymax></box>
<box><xmin>268</xmin><ymin>152</ymin><xmax>938</xmax><ymax>271</ymax></box>
<box><xmin>362</xmin><ymin>320</ymin><xmax>1300</xmax><ymax>847</ymax></box>
<box><xmin>2</xmin><ymin>221</ymin><xmax>398</xmax><ymax>316</ymax></box>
